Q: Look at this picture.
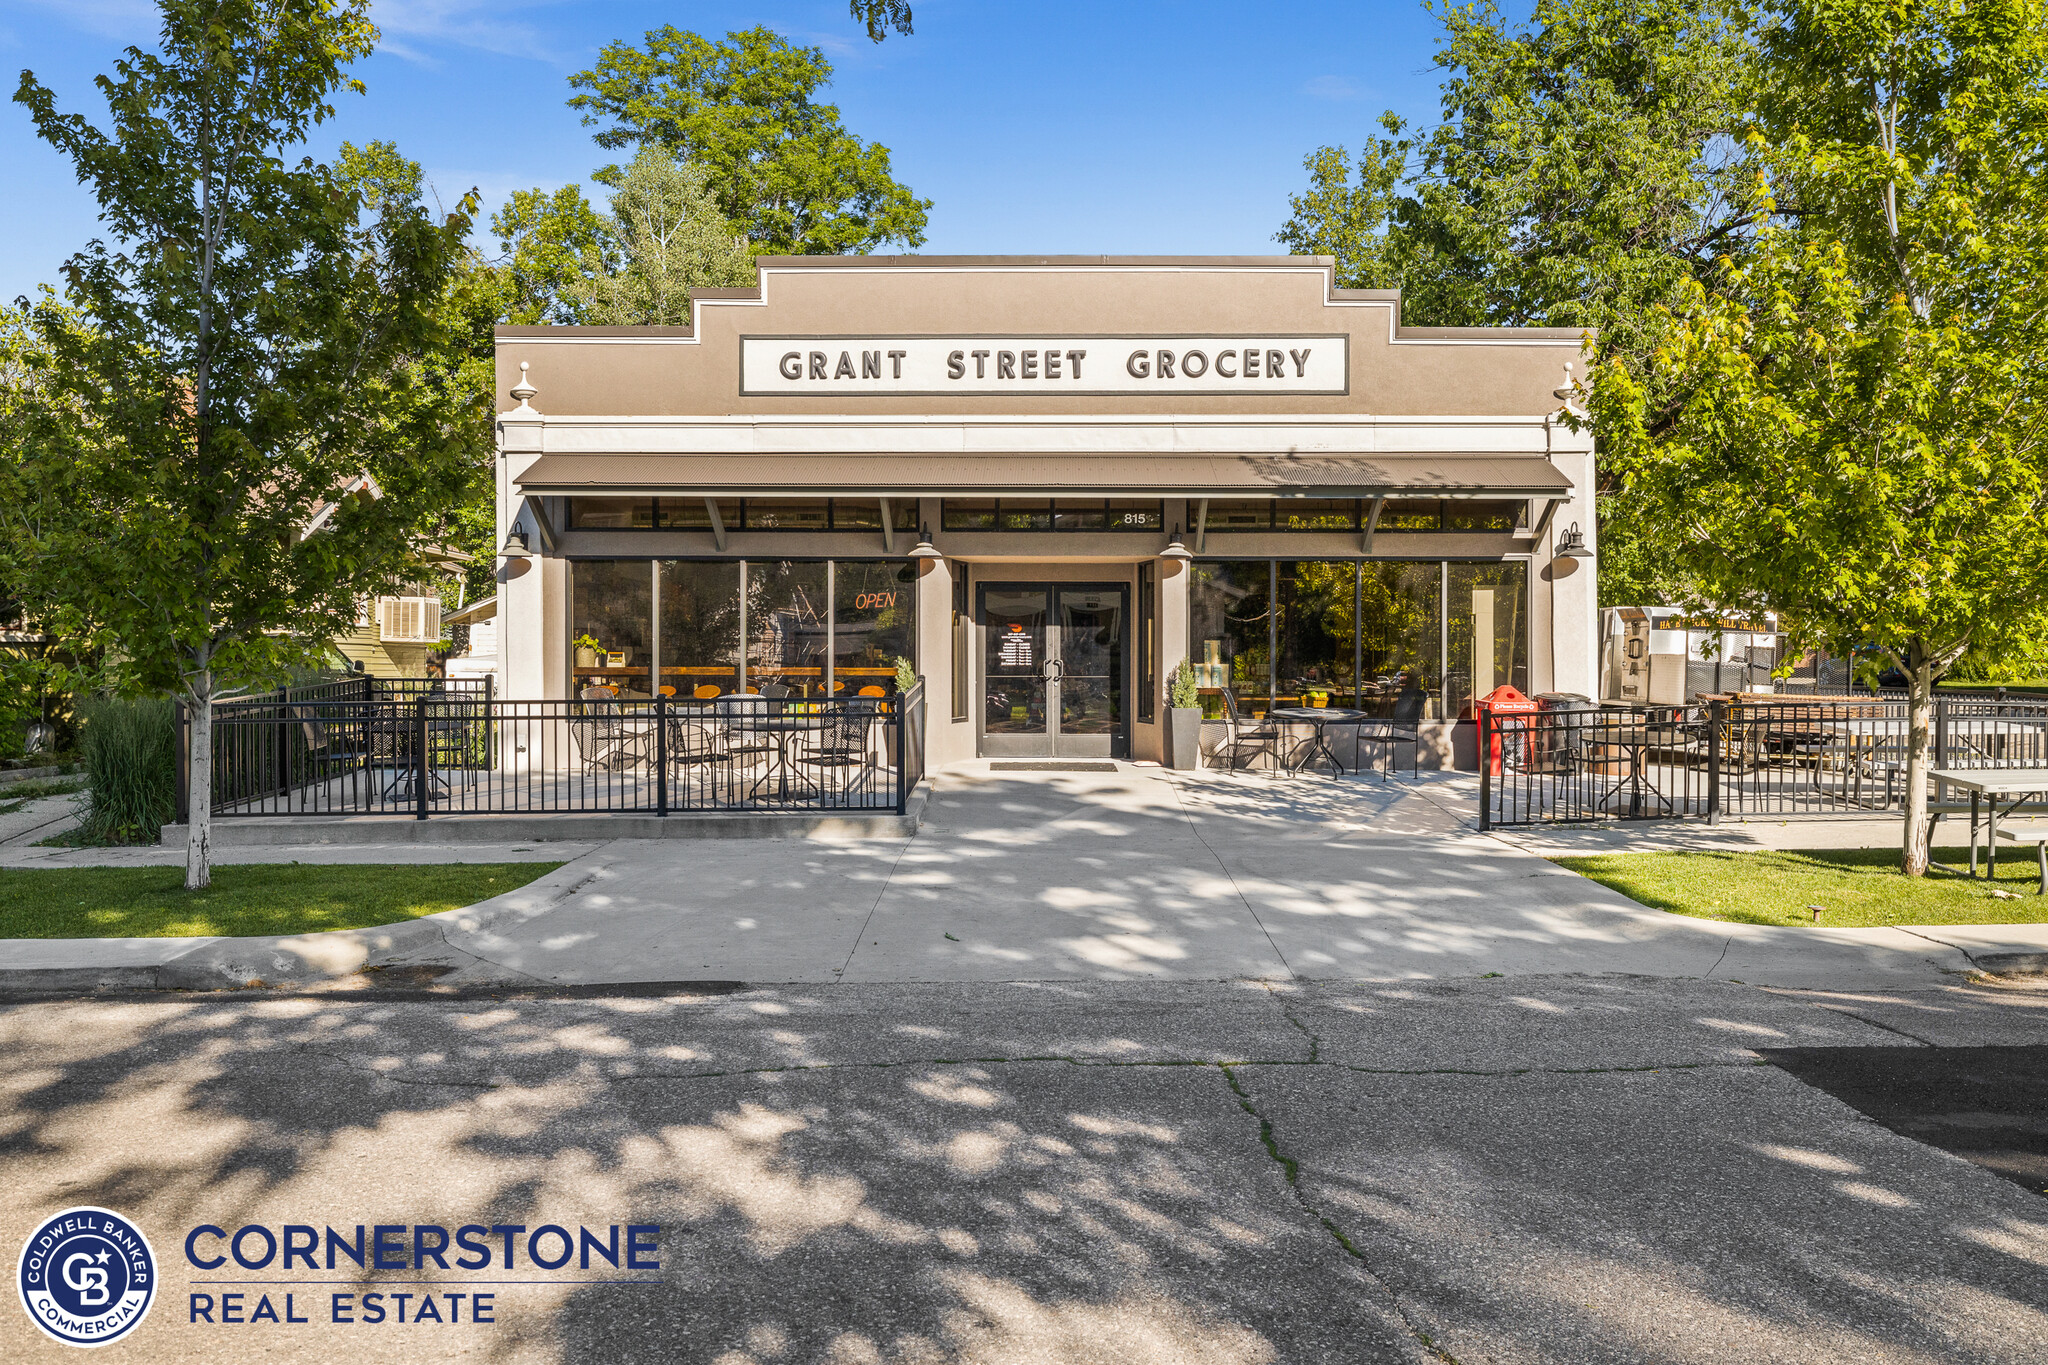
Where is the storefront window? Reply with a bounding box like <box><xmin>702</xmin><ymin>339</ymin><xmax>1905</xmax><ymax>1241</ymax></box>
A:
<box><xmin>742</xmin><ymin>500</ymin><xmax>830</xmax><ymax>531</ymax></box>
<box><xmin>1276</xmin><ymin>500</ymin><xmax>1357</xmax><ymax>531</ymax></box>
<box><xmin>1446</xmin><ymin>500</ymin><xmax>1525</xmax><ymax>532</ymax></box>
<box><xmin>1203</xmin><ymin>501</ymin><xmax>1270</xmax><ymax>531</ymax></box>
<box><xmin>658</xmin><ymin>561</ymin><xmax>741</xmax><ymax>698</ymax></box>
<box><xmin>570</xmin><ymin>561</ymin><xmax>653</xmax><ymax>696</ymax></box>
<box><xmin>1377</xmin><ymin>500</ymin><xmax>1442</xmax><ymax>532</ymax></box>
<box><xmin>1360</xmin><ymin>562</ymin><xmax>1442</xmax><ymax>716</ymax></box>
<box><xmin>833</xmin><ymin>559</ymin><xmax>917</xmax><ymax>696</ymax></box>
<box><xmin>1277</xmin><ymin>562</ymin><xmax>1356</xmax><ymax>707</ymax></box>
<box><xmin>1137</xmin><ymin>561</ymin><xmax>1157</xmax><ymax>721</ymax></box>
<box><xmin>1189</xmin><ymin>560</ymin><xmax>1274</xmax><ymax>717</ymax></box>
<box><xmin>569</xmin><ymin>499</ymin><xmax>656</xmax><ymax>530</ymax></box>
<box><xmin>659</xmin><ymin>499</ymin><xmax>742</xmax><ymax>531</ymax></box>
<box><xmin>941</xmin><ymin>499</ymin><xmax>1165</xmax><ymax>531</ymax></box>
<box><xmin>1192</xmin><ymin>558</ymin><xmax>1518</xmax><ymax>723</ymax></box>
<box><xmin>746</xmin><ymin>561</ymin><xmax>830</xmax><ymax>696</ymax></box>
<box><xmin>1446</xmin><ymin>562</ymin><xmax>1528</xmax><ymax>716</ymax></box>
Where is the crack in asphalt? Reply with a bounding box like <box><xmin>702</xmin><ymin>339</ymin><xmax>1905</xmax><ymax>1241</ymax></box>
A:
<box><xmin>1219</xmin><ymin>1063</ymin><xmax>1460</xmax><ymax>1364</ymax></box>
<box><xmin>1261</xmin><ymin>984</ymin><xmax>1323</xmax><ymax>1063</ymax></box>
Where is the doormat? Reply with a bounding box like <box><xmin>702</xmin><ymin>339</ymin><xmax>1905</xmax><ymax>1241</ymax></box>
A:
<box><xmin>989</xmin><ymin>761</ymin><xmax>1120</xmax><ymax>773</ymax></box>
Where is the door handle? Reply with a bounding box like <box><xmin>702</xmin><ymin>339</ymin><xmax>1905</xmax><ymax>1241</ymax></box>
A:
<box><xmin>1042</xmin><ymin>660</ymin><xmax>1063</xmax><ymax>684</ymax></box>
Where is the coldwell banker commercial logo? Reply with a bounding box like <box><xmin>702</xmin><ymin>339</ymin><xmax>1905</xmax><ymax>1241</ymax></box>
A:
<box><xmin>17</xmin><ymin>1207</ymin><xmax>157</xmax><ymax>1347</ymax></box>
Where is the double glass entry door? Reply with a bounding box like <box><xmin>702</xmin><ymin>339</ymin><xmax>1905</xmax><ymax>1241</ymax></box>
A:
<box><xmin>979</xmin><ymin>583</ymin><xmax>1128</xmax><ymax>758</ymax></box>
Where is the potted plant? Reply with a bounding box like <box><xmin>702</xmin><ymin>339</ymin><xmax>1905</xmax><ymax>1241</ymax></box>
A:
<box><xmin>1164</xmin><ymin>661</ymin><xmax>1203</xmax><ymax>770</ymax></box>
<box><xmin>573</xmin><ymin>634</ymin><xmax>602</xmax><ymax>669</ymax></box>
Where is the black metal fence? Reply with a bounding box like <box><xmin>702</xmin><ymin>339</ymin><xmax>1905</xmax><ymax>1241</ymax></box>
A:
<box><xmin>199</xmin><ymin>683</ymin><xmax>926</xmax><ymax>820</ymax></box>
<box><xmin>1481</xmin><ymin>696</ymin><xmax>2048</xmax><ymax>828</ymax></box>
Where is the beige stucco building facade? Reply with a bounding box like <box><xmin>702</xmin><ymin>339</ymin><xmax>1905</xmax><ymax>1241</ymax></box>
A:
<box><xmin>493</xmin><ymin>256</ymin><xmax>1595</xmax><ymax>769</ymax></box>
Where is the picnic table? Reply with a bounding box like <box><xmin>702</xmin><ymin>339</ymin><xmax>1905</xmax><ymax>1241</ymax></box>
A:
<box><xmin>1929</xmin><ymin>767</ymin><xmax>2048</xmax><ymax>878</ymax></box>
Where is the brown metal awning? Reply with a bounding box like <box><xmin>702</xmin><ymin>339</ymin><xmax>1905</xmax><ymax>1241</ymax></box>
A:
<box><xmin>513</xmin><ymin>453</ymin><xmax>1572</xmax><ymax>499</ymax></box>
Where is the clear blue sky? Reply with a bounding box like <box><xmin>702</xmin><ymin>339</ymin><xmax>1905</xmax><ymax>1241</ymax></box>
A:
<box><xmin>0</xmin><ymin>1</ymin><xmax>1458</xmax><ymax>303</ymax></box>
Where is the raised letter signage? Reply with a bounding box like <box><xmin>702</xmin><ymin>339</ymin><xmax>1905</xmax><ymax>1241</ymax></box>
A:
<box><xmin>740</xmin><ymin>336</ymin><xmax>1347</xmax><ymax>396</ymax></box>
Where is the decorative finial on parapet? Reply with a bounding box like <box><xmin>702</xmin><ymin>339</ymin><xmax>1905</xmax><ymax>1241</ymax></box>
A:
<box><xmin>1553</xmin><ymin>360</ymin><xmax>1586</xmax><ymax>417</ymax></box>
<box><xmin>511</xmin><ymin>361</ymin><xmax>537</xmax><ymax>412</ymax></box>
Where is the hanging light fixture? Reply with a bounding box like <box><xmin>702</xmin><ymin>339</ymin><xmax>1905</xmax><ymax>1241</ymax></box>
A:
<box><xmin>908</xmin><ymin>525</ymin><xmax>944</xmax><ymax>560</ymax></box>
<box><xmin>497</xmin><ymin>529</ymin><xmax>532</xmax><ymax>560</ymax></box>
<box><xmin>1159</xmin><ymin>525</ymin><xmax>1192</xmax><ymax>561</ymax></box>
<box><xmin>1556</xmin><ymin>523</ymin><xmax>1594</xmax><ymax>558</ymax></box>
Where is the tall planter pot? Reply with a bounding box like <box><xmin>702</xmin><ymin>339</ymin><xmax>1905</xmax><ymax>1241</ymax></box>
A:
<box><xmin>1165</xmin><ymin>707</ymin><xmax>1203</xmax><ymax>771</ymax></box>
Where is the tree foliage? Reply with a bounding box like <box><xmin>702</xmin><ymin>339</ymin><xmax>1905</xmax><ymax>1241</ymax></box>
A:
<box><xmin>567</xmin><ymin>25</ymin><xmax>931</xmax><ymax>255</ymax></box>
<box><xmin>5</xmin><ymin>0</ymin><xmax>482</xmax><ymax>883</ymax></box>
<box><xmin>571</xmin><ymin>149</ymin><xmax>756</xmax><ymax>326</ymax></box>
<box><xmin>1277</xmin><ymin>0</ymin><xmax>1760</xmax><ymax>605</ymax></box>
<box><xmin>1594</xmin><ymin>0</ymin><xmax>2048</xmax><ymax>873</ymax></box>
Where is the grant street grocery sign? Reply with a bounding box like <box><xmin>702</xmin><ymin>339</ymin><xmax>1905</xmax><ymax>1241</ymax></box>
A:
<box><xmin>740</xmin><ymin>335</ymin><xmax>1348</xmax><ymax>396</ymax></box>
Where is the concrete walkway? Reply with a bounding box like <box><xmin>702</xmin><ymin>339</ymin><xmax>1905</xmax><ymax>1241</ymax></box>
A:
<box><xmin>6</xmin><ymin>763</ymin><xmax>2047</xmax><ymax>991</ymax></box>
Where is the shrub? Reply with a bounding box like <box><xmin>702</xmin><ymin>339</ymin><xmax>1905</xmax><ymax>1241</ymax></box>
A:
<box><xmin>1166</xmin><ymin>661</ymin><xmax>1200</xmax><ymax>710</ymax></box>
<box><xmin>894</xmin><ymin>656</ymin><xmax>917</xmax><ymax>692</ymax></box>
<box><xmin>77</xmin><ymin>695</ymin><xmax>177</xmax><ymax>845</ymax></box>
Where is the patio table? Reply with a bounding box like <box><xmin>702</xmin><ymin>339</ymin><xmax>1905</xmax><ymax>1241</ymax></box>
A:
<box><xmin>1929</xmin><ymin>768</ymin><xmax>2048</xmax><ymax>879</ymax></box>
<box><xmin>716</xmin><ymin>703</ymin><xmax>831</xmax><ymax>802</ymax></box>
<box><xmin>1265</xmin><ymin>707</ymin><xmax>1373</xmax><ymax>776</ymax></box>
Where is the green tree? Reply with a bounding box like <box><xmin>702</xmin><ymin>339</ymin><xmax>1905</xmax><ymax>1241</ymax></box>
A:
<box><xmin>573</xmin><ymin>148</ymin><xmax>756</xmax><ymax>325</ymax></box>
<box><xmin>491</xmin><ymin>184</ymin><xmax>608</xmax><ymax>325</ymax></box>
<box><xmin>1595</xmin><ymin>0</ymin><xmax>2048</xmax><ymax>875</ymax></box>
<box><xmin>1278</xmin><ymin>0</ymin><xmax>1760</xmax><ymax>606</ymax></box>
<box><xmin>567</xmin><ymin>25</ymin><xmax>931</xmax><ymax>255</ymax></box>
<box><xmin>8</xmin><ymin>0</ymin><xmax>482</xmax><ymax>886</ymax></box>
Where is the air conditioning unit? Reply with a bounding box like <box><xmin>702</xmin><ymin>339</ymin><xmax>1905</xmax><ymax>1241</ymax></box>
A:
<box><xmin>377</xmin><ymin>596</ymin><xmax>442</xmax><ymax>644</ymax></box>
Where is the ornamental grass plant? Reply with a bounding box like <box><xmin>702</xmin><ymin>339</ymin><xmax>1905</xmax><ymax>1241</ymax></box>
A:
<box><xmin>76</xmin><ymin>695</ymin><xmax>177</xmax><ymax>845</ymax></box>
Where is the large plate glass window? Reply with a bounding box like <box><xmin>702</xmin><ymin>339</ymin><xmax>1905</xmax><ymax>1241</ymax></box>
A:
<box><xmin>1360</xmin><ymin>562</ymin><xmax>1442</xmax><ymax>716</ymax></box>
<box><xmin>658</xmin><ymin>561</ymin><xmax>742</xmax><ymax>698</ymax></box>
<box><xmin>1277</xmin><ymin>562</ymin><xmax>1356</xmax><ymax>707</ymax></box>
<box><xmin>745</xmin><ymin>561</ymin><xmax>830</xmax><ymax>696</ymax></box>
<box><xmin>834</xmin><ymin>560</ymin><xmax>917</xmax><ymax>696</ymax></box>
<box><xmin>570</xmin><ymin>561</ymin><xmax>653</xmax><ymax>695</ymax></box>
<box><xmin>1446</xmin><ymin>562</ymin><xmax>1528</xmax><ymax>716</ymax></box>
<box><xmin>1188</xmin><ymin>561</ymin><xmax>1274</xmax><ymax>717</ymax></box>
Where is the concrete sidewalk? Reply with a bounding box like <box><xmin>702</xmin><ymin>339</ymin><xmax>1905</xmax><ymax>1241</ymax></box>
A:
<box><xmin>7</xmin><ymin>763</ymin><xmax>2045</xmax><ymax>992</ymax></box>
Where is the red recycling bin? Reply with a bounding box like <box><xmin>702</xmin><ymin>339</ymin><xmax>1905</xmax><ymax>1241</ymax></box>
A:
<box><xmin>1474</xmin><ymin>684</ymin><xmax>1537</xmax><ymax>776</ymax></box>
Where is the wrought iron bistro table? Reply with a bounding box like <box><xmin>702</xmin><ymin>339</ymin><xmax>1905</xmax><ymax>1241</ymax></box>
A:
<box><xmin>1930</xmin><ymin>768</ymin><xmax>2048</xmax><ymax>879</ymax></box>
<box><xmin>1265</xmin><ymin>707</ymin><xmax>1374</xmax><ymax>775</ymax></box>
<box><xmin>714</xmin><ymin>704</ymin><xmax>833</xmax><ymax>802</ymax></box>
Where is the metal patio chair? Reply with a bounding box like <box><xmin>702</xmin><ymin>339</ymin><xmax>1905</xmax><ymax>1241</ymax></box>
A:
<box><xmin>1355</xmin><ymin>686</ymin><xmax>1426</xmax><ymax>778</ymax></box>
<box><xmin>664</xmin><ymin>713</ymin><xmax>734</xmax><ymax>804</ymax></box>
<box><xmin>575</xmin><ymin>686</ymin><xmax>651</xmax><ymax>772</ymax></box>
<box><xmin>797</xmin><ymin>699</ymin><xmax>880</xmax><ymax>803</ymax></box>
<box><xmin>1218</xmin><ymin>689</ymin><xmax>1281</xmax><ymax>771</ymax></box>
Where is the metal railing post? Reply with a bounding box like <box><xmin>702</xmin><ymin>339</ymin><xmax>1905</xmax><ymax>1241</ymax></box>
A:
<box><xmin>1478</xmin><ymin>706</ymin><xmax>1492</xmax><ymax>831</ymax></box>
<box><xmin>1706</xmin><ymin>698</ymin><xmax>1723</xmax><ymax>824</ymax></box>
<box><xmin>655</xmin><ymin>696</ymin><xmax>668</xmax><ymax>816</ymax></box>
<box><xmin>415</xmin><ymin>699</ymin><xmax>429</xmax><ymax>821</ymax></box>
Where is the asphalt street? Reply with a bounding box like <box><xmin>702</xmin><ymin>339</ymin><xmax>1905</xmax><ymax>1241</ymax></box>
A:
<box><xmin>3</xmin><ymin>975</ymin><xmax>2045</xmax><ymax>1363</ymax></box>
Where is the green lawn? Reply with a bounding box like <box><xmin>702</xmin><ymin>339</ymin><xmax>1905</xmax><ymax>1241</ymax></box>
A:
<box><xmin>1553</xmin><ymin>847</ymin><xmax>2048</xmax><ymax>928</ymax></box>
<box><xmin>0</xmin><ymin>862</ymin><xmax>563</xmax><ymax>939</ymax></box>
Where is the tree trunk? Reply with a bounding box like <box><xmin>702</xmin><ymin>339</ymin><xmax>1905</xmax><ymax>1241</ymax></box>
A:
<box><xmin>1901</xmin><ymin>645</ymin><xmax>1933</xmax><ymax>877</ymax></box>
<box><xmin>185</xmin><ymin>676</ymin><xmax>212</xmax><ymax>891</ymax></box>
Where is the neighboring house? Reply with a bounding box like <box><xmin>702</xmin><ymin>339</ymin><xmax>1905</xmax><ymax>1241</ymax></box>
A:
<box><xmin>301</xmin><ymin>473</ymin><xmax>466</xmax><ymax>680</ymax></box>
<box><xmin>444</xmin><ymin>595</ymin><xmax>498</xmax><ymax>686</ymax></box>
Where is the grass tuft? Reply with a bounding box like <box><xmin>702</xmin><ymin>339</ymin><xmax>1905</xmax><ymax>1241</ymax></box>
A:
<box><xmin>0</xmin><ymin>862</ymin><xmax>563</xmax><ymax>939</ymax></box>
<box><xmin>1553</xmin><ymin>846</ymin><xmax>2048</xmax><ymax>928</ymax></box>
